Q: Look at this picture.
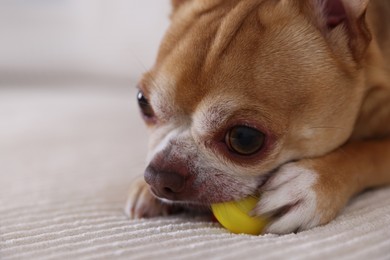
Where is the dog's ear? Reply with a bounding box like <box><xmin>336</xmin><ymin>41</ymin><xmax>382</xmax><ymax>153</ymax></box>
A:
<box><xmin>315</xmin><ymin>0</ymin><xmax>372</xmax><ymax>61</ymax></box>
<box><xmin>323</xmin><ymin>0</ymin><xmax>369</xmax><ymax>28</ymax></box>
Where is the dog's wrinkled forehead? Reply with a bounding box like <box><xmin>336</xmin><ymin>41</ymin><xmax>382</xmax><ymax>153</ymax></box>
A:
<box><xmin>147</xmin><ymin>71</ymin><xmax>242</xmax><ymax>135</ymax></box>
<box><xmin>143</xmin><ymin>0</ymin><xmax>329</xmax><ymax>121</ymax></box>
<box><xmin>141</xmin><ymin>0</ymin><xmax>357</xmax><ymax>156</ymax></box>
<box><xmin>148</xmin><ymin>0</ymin><xmax>277</xmax><ymax>113</ymax></box>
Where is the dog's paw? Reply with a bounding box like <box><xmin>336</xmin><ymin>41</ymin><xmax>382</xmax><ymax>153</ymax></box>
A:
<box><xmin>254</xmin><ymin>162</ymin><xmax>322</xmax><ymax>234</ymax></box>
<box><xmin>125</xmin><ymin>177</ymin><xmax>173</xmax><ymax>219</ymax></box>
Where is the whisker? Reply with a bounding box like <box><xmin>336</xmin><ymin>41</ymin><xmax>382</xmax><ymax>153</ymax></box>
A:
<box><xmin>148</xmin><ymin>73</ymin><xmax>162</xmax><ymax>91</ymax></box>
<box><xmin>307</xmin><ymin>126</ymin><xmax>346</xmax><ymax>130</ymax></box>
<box><xmin>131</xmin><ymin>53</ymin><xmax>150</xmax><ymax>74</ymax></box>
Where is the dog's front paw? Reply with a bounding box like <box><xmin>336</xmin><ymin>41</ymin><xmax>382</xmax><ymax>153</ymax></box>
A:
<box><xmin>125</xmin><ymin>177</ymin><xmax>173</xmax><ymax>219</ymax></box>
<box><xmin>255</xmin><ymin>162</ymin><xmax>323</xmax><ymax>234</ymax></box>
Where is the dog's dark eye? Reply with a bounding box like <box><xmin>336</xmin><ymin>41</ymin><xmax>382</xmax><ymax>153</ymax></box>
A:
<box><xmin>137</xmin><ymin>91</ymin><xmax>155</xmax><ymax>119</ymax></box>
<box><xmin>225</xmin><ymin>126</ymin><xmax>265</xmax><ymax>156</ymax></box>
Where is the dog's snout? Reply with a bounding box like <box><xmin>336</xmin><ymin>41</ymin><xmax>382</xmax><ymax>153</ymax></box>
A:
<box><xmin>144</xmin><ymin>165</ymin><xmax>187</xmax><ymax>200</ymax></box>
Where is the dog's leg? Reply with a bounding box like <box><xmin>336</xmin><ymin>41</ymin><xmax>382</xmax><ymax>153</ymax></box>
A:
<box><xmin>125</xmin><ymin>176</ymin><xmax>176</xmax><ymax>219</ymax></box>
<box><xmin>255</xmin><ymin>138</ymin><xmax>390</xmax><ymax>234</ymax></box>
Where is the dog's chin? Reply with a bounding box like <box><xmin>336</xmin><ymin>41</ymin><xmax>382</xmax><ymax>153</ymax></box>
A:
<box><xmin>149</xmin><ymin>188</ymin><xmax>213</xmax><ymax>207</ymax></box>
<box><xmin>153</xmin><ymin>195</ymin><xmax>212</xmax><ymax>214</ymax></box>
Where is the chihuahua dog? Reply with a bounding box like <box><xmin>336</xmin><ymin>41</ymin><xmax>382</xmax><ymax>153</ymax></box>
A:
<box><xmin>126</xmin><ymin>0</ymin><xmax>390</xmax><ymax>234</ymax></box>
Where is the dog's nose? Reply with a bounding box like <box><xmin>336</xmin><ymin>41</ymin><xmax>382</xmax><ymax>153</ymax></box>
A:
<box><xmin>144</xmin><ymin>165</ymin><xmax>186</xmax><ymax>200</ymax></box>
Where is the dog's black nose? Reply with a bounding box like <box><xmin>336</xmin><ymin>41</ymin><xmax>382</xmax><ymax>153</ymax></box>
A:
<box><xmin>144</xmin><ymin>165</ymin><xmax>186</xmax><ymax>200</ymax></box>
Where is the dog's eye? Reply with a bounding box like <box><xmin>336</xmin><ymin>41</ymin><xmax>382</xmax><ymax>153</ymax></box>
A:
<box><xmin>225</xmin><ymin>126</ymin><xmax>265</xmax><ymax>156</ymax></box>
<box><xmin>137</xmin><ymin>91</ymin><xmax>155</xmax><ymax>119</ymax></box>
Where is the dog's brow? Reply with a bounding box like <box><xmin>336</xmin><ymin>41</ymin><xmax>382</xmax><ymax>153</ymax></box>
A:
<box><xmin>193</xmin><ymin>97</ymin><xmax>239</xmax><ymax>136</ymax></box>
<box><xmin>151</xmin><ymin>92</ymin><xmax>176</xmax><ymax>122</ymax></box>
<box><xmin>148</xmin><ymin>73</ymin><xmax>181</xmax><ymax>121</ymax></box>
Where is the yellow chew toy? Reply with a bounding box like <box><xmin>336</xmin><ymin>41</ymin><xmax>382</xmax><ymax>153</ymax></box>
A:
<box><xmin>211</xmin><ymin>197</ymin><xmax>268</xmax><ymax>235</ymax></box>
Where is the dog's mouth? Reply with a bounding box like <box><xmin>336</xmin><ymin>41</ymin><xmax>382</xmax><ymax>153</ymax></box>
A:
<box><xmin>148</xmin><ymin>171</ymin><xmax>273</xmax><ymax>207</ymax></box>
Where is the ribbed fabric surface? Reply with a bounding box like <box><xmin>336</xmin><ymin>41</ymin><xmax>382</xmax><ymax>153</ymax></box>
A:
<box><xmin>1</xmin><ymin>86</ymin><xmax>390</xmax><ymax>260</ymax></box>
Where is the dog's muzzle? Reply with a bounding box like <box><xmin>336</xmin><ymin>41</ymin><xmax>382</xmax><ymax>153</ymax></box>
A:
<box><xmin>144</xmin><ymin>164</ymin><xmax>188</xmax><ymax>200</ymax></box>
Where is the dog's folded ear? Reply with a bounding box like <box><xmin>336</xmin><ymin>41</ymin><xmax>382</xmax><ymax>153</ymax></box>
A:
<box><xmin>314</xmin><ymin>0</ymin><xmax>372</xmax><ymax>62</ymax></box>
<box><xmin>323</xmin><ymin>0</ymin><xmax>370</xmax><ymax>28</ymax></box>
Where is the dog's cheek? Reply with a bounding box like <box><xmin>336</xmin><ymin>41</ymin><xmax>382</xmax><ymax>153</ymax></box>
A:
<box><xmin>193</xmin><ymin>172</ymin><xmax>256</xmax><ymax>203</ymax></box>
<box><xmin>192</xmin><ymin>156</ymin><xmax>264</xmax><ymax>203</ymax></box>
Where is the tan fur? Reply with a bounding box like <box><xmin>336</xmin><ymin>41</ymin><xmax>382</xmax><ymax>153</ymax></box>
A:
<box><xmin>127</xmin><ymin>0</ymin><xmax>390</xmax><ymax>234</ymax></box>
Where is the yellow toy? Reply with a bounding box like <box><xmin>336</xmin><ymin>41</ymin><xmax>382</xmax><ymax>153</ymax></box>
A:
<box><xmin>211</xmin><ymin>196</ymin><xmax>268</xmax><ymax>235</ymax></box>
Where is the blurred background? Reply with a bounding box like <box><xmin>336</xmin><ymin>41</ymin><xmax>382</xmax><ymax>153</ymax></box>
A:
<box><xmin>0</xmin><ymin>1</ymin><xmax>172</xmax><ymax>204</ymax></box>
<box><xmin>0</xmin><ymin>0</ymin><xmax>170</xmax><ymax>85</ymax></box>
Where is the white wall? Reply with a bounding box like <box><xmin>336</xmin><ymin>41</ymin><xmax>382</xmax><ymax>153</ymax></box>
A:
<box><xmin>0</xmin><ymin>0</ymin><xmax>171</xmax><ymax>83</ymax></box>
